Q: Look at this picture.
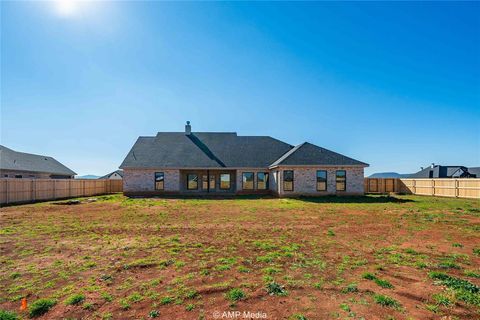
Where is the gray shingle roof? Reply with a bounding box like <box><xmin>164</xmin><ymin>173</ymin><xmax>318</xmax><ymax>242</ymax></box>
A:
<box><xmin>99</xmin><ymin>170</ymin><xmax>124</xmax><ymax>179</ymax></box>
<box><xmin>410</xmin><ymin>165</ymin><xmax>472</xmax><ymax>178</ymax></box>
<box><xmin>0</xmin><ymin>145</ymin><xmax>76</xmax><ymax>176</ymax></box>
<box><xmin>269</xmin><ymin>142</ymin><xmax>368</xmax><ymax>167</ymax></box>
<box><xmin>120</xmin><ymin>132</ymin><xmax>368</xmax><ymax>169</ymax></box>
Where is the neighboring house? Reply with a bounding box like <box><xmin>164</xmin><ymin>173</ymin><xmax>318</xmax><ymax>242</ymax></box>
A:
<box><xmin>119</xmin><ymin>122</ymin><xmax>369</xmax><ymax>196</ymax></box>
<box><xmin>410</xmin><ymin>164</ymin><xmax>477</xmax><ymax>178</ymax></box>
<box><xmin>99</xmin><ymin>170</ymin><xmax>124</xmax><ymax>180</ymax></box>
<box><xmin>0</xmin><ymin>145</ymin><xmax>76</xmax><ymax>179</ymax></box>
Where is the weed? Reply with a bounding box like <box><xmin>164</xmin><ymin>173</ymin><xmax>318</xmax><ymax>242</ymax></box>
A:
<box><xmin>373</xmin><ymin>294</ymin><xmax>401</xmax><ymax>309</ymax></box>
<box><xmin>64</xmin><ymin>293</ymin><xmax>85</xmax><ymax>306</ymax></box>
<box><xmin>29</xmin><ymin>298</ymin><xmax>56</xmax><ymax>318</ymax></box>
<box><xmin>339</xmin><ymin>303</ymin><xmax>350</xmax><ymax>312</ymax></box>
<box><xmin>341</xmin><ymin>283</ymin><xmax>358</xmax><ymax>293</ymax></box>
<box><xmin>119</xmin><ymin>299</ymin><xmax>130</xmax><ymax>310</ymax></box>
<box><xmin>160</xmin><ymin>296</ymin><xmax>173</xmax><ymax>305</ymax></box>
<box><xmin>428</xmin><ymin>272</ymin><xmax>479</xmax><ymax>306</ymax></box>
<box><xmin>425</xmin><ymin>304</ymin><xmax>439</xmax><ymax>313</ymax></box>
<box><xmin>225</xmin><ymin>288</ymin><xmax>246</xmax><ymax>302</ymax></box>
<box><xmin>266</xmin><ymin>282</ymin><xmax>288</xmax><ymax>296</ymax></box>
<box><xmin>0</xmin><ymin>310</ymin><xmax>19</xmax><ymax>320</ymax></box>
<box><xmin>327</xmin><ymin>229</ymin><xmax>335</xmax><ymax>236</ymax></box>
<box><xmin>473</xmin><ymin>248</ymin><xmax>480</xmax><ymax>256</ymax></box>
<box><xmin>374</xmin><ymin>278</ymin><xmax>394</xmax><ymax>289</ymax></box>
<box><xmin>452</xmin><ymin>243</ymin><xmax>463</xmax><ymax>248</ymax></box>
<box><xmin>149</xmin><ymin>310</ymin><xmax>160</xmax><ymax>318</ymax></box>
<box><xmin>362</xmin><ymin>272</ymin><xmax>376</xmax><ymax>280</ymax></box>
<box><xmin>185</xmin><ymin>303</ymin><xmax>195</xmax><ymax>311</ymax></box>
<box><xmin>101</xmin><ymin>292</ymin><xmax>113</xmax><ymax>302</ymax></box>
<box><xmin>432</xmin><ymin>293</ymin><xmax>452</xmax><ymax>306</ymax></box>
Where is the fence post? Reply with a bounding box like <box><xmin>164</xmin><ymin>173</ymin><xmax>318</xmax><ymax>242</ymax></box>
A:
<box><xmin>431</xmin><ymin>179</ymin><xmax>435</xmax><ymax>196</ymax></box>
<box><xmin>412</xmin><ymin>179</ymin><xmax>416</xmax><ymax>194</ymax></box>
<box><xmin>6</xmin><ymin>179</ymin><xmax>9</xmax><ymax>204</ymax></box>
<box><xmin>455</xmin><ymin>179</ymin><xmax>459</xmax><ymax>198</ymax></box>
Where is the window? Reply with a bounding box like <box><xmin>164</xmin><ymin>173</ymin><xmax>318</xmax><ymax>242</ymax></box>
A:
<box><xmin>4</xmin><ymin>174</ymin><xmax>8</xmax><ymax>178</ymax></box>
<box><xmin>202</xmin><ymin>175</ymin><xmax>208</xmax><ymax>190</ymax></box>
<box><xmin>316</xmin><ymin>170</ymin><xmax>327</xmax><ymax>191</ymax></box>
<box><xmin>209</xmin><ymin>175</ymin><xmax>216</xmax><ymax>189</ymax></box>
<box><xmin>242</xmin><ymin>172</ymin><xmax>254</xmax><ymax>190</ymax></box>
<box><xmin>283</xmin><ymin>170</ymin><xmax>294</xmax><ymax>191</ymax></box>
<box><xmin>187</xmin><ymin>174</ymin><xmax>198</xmax><ymax>190</ymax></box>
<box><xmin>15</xmin><ymin>175</ymin><xmax>22</xmax><ymax>179</ymax></box>
<box><xmin>220</xmin><ymin>174</ymin><xmax>231</xmax><ymax>189</ymax></box>
<box><xmin>257</xmin><ymin>172</ymin><xmax>269</xmax><ymax>190</ymax></box>
<box><xmin>336</xmin><ymin>170</ymin><xmax>346</xmax><ymax>191</ymax></box>
<box><xmin>155</xmin><ymin>172</ymin><xmax>164</xmax><ymax>190</ymax></box>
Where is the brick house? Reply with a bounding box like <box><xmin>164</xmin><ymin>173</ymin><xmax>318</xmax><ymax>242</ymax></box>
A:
<box><xmin>0</xmin><ymin>145</ymin><xmax>76</xmax><ymax>179</ymax></box>
<box><xmin>120</xmin><ymin>122</ymin><xmax>368</xmax><ymax>197</ymax></box>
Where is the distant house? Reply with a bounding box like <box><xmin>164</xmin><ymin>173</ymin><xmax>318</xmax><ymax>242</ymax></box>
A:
<box><xmin>99</xmin><ymin>170</ymin><xmax>123</xmax><ymax>180</ymax></box>
<box><xmin>0</xmin><ymin>145</ymin><xmax>76</xmax><ymax>179</ymax></box>
<box><xmin>119</xmin><ymin>122</ymin><xmax>369</xmax><ymax>196</ymax></box>
<box><xmin>410</xmin><ymin>164</ymin><xmax>477</xmax><ymax>179</ymax></box>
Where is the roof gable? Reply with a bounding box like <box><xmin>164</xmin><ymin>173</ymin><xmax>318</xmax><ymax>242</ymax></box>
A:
<box><xmin>269</xmin><ymin>142</ymin><xmax>368</xmax><ymax>167</ymax></box>
<box><xmin>0</xmin><ymin>145</ymin><xmax>76</xmax><ymax>176</ymax></box>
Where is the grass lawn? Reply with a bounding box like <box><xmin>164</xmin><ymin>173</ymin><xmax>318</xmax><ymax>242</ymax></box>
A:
<box><xmin>0</xmin><ymin>194</ymin><xmax>479</xmax><ymax>319</ymax></box>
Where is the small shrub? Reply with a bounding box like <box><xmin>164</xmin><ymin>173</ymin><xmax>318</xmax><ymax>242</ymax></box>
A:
<box><xmin>64</xmin><ymin>293</ymin><xmax>85</xmax><ymax>306</ymax></box>
<box><xmin>119</xmin><ymin>299</ymin><xmax>130</xmax><ymax>310</ymax></box>
<box><xmin>452</xmin><ymin>243</ymin><xmax>463</xmax><ymax>248</ymax></box>
<box><xmin>127</xmin><ymin>292</ymin><xmax>143</xmax><ymax>303</ymax></box>
<box><xmin>184</xmin><ymin>289</ymin><xmax>198</xmax><ymax>299</ymax></box>
<box><xmin>160</xmin><ymin>296</ymin><xmax>173</xmax><ymax>305</ymax></box>
<box><xmin>9</xmin><ymin>272</ymin><xmax>21</xmax><ymax>279</ymax></box>
<box><xmin>101</xmin><ymin>292</ymin><xmax>113</xmax><ymax>302</ymax></box>
<box><xmin>0</xmin><ymin>310</ymin><xmax>19</xmax><ymax>320</ymax></box>
<box><xmin>225</xmin><ymin>288</ymin><xmax>246</xmax><ymax>302</ymax></box>
<box><xmin>266</xmin><ymin>282</ymin><xmax>288</xmax><ymax>296</ymax></box>
<box><xmin>464</xmin><ymin>270</ymin><xmax>480</xmax><ymax>278</ymax></box>
<box><xmin>237</xmin><ymin>266</ymin><xmax>250</xmax><ymax>273</ymax></box>
<box><xmin>473</xmin><ymin>248</ymin><xmax>480</xmax><ymax>256</ymax></box>
<box><xmin>432</xmin><ymin>293</ymin><xmax>452</xmax><ymax>306</ymax></box>
<box><xmin>149</xmin><ymin>310</ymin><xmax>159</xmax><ymax>318</ymax></box>
<box><xmin>327</xmin><ymin>229</ymin><xmax>335</xmax><ymax>236</ymax></box>
<box><xmin>82</xmin><ymin>302</ymin><xmax>94</xmax><ymax>310</ymax></box>
<box><xmin>362</xmin><ymin>272</ymin><xmax>376</xmax><ymax>280</ymax></box>
<box><xmin>374</xmin><ymin>278</ymin><xmax>394</xmax><ymax>289</ymax></box>
<box><xmin>341</xmin><ymin>283</ymin><xmax>358</xmax><ymax>293</ymax></box>
<box><xmin>339</xmin><ymin>303</ymin><xmax>350</xmax><ymax>312</ymax></box>
<box><xmin>29</xmin><ymin>298</ymin><xmax>56</xmax><ymax>318</ymax></box>
<box><xmin>425</xmin><ymin>304</ymin><xmax>439</xmax><ymax>313</ymax></box>
<box><xmin>373</xmin><ymin>294</ymin><xmax>401</xmax><ymax>309</ymax></box>
<box><xmin>185</xmin><ymin>303</ymin><xmax>195</xmax><ymax>311</ymax></box>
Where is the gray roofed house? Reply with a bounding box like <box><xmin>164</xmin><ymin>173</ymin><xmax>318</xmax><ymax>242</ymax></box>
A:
<box><xmin>99</xmin><ymin>170</ymin><xmax>124</xmax><ymax>180</ymax></box>
<box><xmin>120</xmin><ymin>122</ymin><xmax>368</xmax><ymax>197</ymax></box>
<box><xmin>410</xmin><ymin>164</ymin><xmax>477</xmax><ymax>178</ymax></box>
<box><xmin>0</xmin><ymin>145</ymin><xmax>76</xmax><ymax>179</ymax></box>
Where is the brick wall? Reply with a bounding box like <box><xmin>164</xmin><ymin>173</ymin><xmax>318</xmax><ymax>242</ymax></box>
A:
<box><xmin>276</xmin><ymin>166</ymin><xmax>364</xmax><ymax>196</ymax></box>
<box><xmin>235</xmin><ymin>169</ymin><xmax>271</xmax><ymax>194</ymax></box>
<box><xmin>123</xmin><ymin>169</ymin><xmax>180</xmax><ymax>192</ymax></box>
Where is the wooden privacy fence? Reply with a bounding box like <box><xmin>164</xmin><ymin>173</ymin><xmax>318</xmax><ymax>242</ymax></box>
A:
<box><xmin>364</xmin><ymin>178</ymin><xmax>480</xmax><ymax>199</ymax></box>
<box><xmin>0</xmin><ymin>179</ymin><xmax>123</xmax><ymax>205</ymax></box>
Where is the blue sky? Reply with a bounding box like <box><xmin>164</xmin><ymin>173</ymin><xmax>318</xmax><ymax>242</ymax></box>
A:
<box><xmin>1</xmin><ymin>1</ymin><xmax>479</xmax><ymax>176</ymax></box>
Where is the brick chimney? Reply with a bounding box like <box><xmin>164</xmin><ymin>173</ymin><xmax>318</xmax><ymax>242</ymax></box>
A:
<box><xmin>185</xmin><ymin>121</ymin><xmax>191</xmax><ymax>135</ymax></box>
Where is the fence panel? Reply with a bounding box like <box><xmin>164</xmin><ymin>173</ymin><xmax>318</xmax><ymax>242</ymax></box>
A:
<box><xmin>364</xmin><ymin>178</ymin><xmax>479</xmax><ymax>199</ymax></box>
<box><xmin>0</xmin><ymin>179</ymin><xmax>123</xmax><ymax>205</ymax></box>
